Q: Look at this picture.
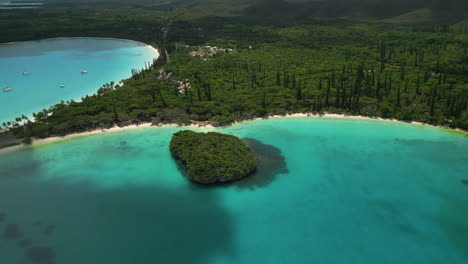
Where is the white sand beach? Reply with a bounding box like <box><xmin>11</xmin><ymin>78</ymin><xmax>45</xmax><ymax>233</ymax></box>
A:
<box><xmin>1</xmin><ymin>113</ymin><xmax>466</xmax><ymax>154</ymax></box>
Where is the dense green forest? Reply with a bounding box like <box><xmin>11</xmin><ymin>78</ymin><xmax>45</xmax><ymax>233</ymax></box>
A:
<box><xmin>0</xmin><ymin>1</ymin><xmax>467</xmax><ymax>146</ymax></box>
<box><xmin>170</xmin><ymin>130</ymin><xmax>257</xmax><ymax>184</ymax></box>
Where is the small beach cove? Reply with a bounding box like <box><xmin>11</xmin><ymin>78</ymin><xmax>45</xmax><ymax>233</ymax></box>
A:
<box><xmin>0</xmin><ymin>37</ymin><xmax>159</xmax><ymax>124</ymax></box>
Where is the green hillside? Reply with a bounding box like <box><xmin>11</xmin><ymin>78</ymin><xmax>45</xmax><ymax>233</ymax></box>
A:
<box><xmin>384</xmin><ymin>8</ymin><xmax>433</xmax><ymax>24</ymax></box>
<box><xmin>44</xmin><ymin>0</ymin><xmax>467</xmax><ymax>21</ymax></box>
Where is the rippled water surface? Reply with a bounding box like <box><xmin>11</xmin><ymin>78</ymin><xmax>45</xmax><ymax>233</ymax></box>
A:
<box><xmin>0</xmin><ymin>118</ymin><xmax>467</xmax><ymax>264</ymax></box>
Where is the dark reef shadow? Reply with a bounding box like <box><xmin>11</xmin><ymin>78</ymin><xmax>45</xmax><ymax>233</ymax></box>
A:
<box><xmin>236</xmin><ymin>138</ymin><xmax>289</xmax><ymax>189</ymax></box>
<box><xmin>173</xmin><ymin>138</ymin><xmax>288</xmax><ymax>189</ymax></box>
<box><xmin>0</xmin><ymin>148</ymin><xmax>56</xmax><ymax>179</ymax></box>
<box><xmin>26</xmin><ymin>247</ymin><xmax>54</xmax><ymax>264</ymax></box>
<box><xmin>436</xmin><ymin>191</ymin><xmax>468</xmax><ymax>259</ymax></box>
<box><xmin>461</xmin><ymin>180</ymin><xmax>468</xmax><ymax>185</ymax></box>
<box><xmin>17</xmin><ymin>239</ymin><xmax>32</xmax><ymax>248</ymax></box>
<box><xmin>3</xmin><ymin>224</ymin><xmax>22</xmax><ymax>240</ymax></box>
<box><xmin>0</xmin><ymin>180</ymin><xmax>234</xmax><ymax>264</ymax></box>
<box><xmin>43</xmin><ymin>225</ymin><xmax>55</xmax><ymax>236</ymax></box>
<box><xmin>0</xmin><ymin>140</ymin><xmax>234</xmax><ymax>264</ymax></box>
<box><xmin>0</xmin><ymin>212</ymin><xmax>7</xmax><ymax>222</ymax></box>
<box><xmin>438</xmin><ymin>197</ymin><xmax>468</xmax><ymax>260</ymax></box>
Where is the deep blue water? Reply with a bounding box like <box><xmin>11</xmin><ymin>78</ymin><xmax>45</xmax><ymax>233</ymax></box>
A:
<box><xmin>0</xmin><ymin>118</ymin><xmax>467</xmax><ymax>264</ymax></box>
<box><xmin>0</xmin><ymin>38</ymin><xmax>158</xmax><ymax>123</ymax></box>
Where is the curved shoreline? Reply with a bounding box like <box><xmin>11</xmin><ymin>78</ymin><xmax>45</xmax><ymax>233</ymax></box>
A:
<box><xmin>1</xmin><ymin>37</ymin><xmax>160</xmax><ymax>62</ymax></box>
<box><xmin>0</xmin><ymin>37</ymin><xmax>159</xmax><ymax>123</ymax></box>
<box><xmin>1</xmin><ymin>36</ymin><xmax>156</xmax><ymax>48</ymax></box>
<box><xmin>1</xmin><ymin>36</ymin><xmax>160</xmax><ymax>65</ymax></box>
<box><xmin>1</xmin><ymin>113</ymin><xmax>466</xmax><ymax>154</ymax></box>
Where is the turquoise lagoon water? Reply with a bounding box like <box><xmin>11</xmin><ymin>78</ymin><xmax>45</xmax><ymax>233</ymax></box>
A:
<box><xmin>0</xmin><ymin>38</ymin><xmax>158</xmax><ymax>123</ymax></box>
<box><xmin>0</xmin><ymin>118</ymin><xmax>467</xmax><ymax>264</ymax></box>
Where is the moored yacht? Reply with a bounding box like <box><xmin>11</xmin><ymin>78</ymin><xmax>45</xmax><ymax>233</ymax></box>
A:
<box><xmin>22</xmin><ymin>72</ymin><xmax>30</xmax><ymax>75</ymax></box>
<box><xmin>3</xmin><ymin>87</ymin><xmax>12</xmax><ymax>92</ymax></box>
<box><xmin>59</xmin><ymin>85</ymin><xmax>65</xmax><ymax>88</ymax></box>
<box><xmin>80</xmin><ymin>70</ymin><xmax>88</xmax><ymax>74</ymax></box>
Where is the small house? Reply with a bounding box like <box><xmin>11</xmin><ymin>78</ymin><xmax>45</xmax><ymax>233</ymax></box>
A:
<box><xmin>177</xmin><ymin>82</ymin><xmax>191</xmax><ymax>93</ymax></box>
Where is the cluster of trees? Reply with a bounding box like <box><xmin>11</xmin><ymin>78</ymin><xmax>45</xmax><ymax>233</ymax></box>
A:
<box><xmin>0</xmin><ymin>4</ymin><xmax>169</xmax><ymax>44</ymax></box>
<box><xmin>0</xmin><ymin>5</ymin><xmax>467</xmax><ymax>145</ymax></box>
<box><xmin>244</xmin><ymin>0</ymin><xmax>468</xmax><ymax>22</ymax></box>
<box><xmin>169</xmin><ymin>130</ymin><xmax>257</xmax><ymax>184</ymax></box>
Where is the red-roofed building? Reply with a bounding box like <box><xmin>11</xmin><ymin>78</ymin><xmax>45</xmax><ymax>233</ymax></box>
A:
<box><xmin>177</xmin><ymin>82</ymin><xmax>191</xmax><ymax>93</ymax></box>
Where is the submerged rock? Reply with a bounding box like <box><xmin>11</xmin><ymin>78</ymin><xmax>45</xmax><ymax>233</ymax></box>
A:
<box><xmin>0</xmin><ymin>212</ymin><xmax>7</xmax><ymax>222</ymax></box>
<box><xmin>26</xmin><ymin>247</ymin><xmax>54</xmax><ymax>264</ymax></box>
<box><xmin>3</xmin><ymin>224</ymin><xmax>22</xmax><ymax>240</ymax></box>
<box><xmin>44</xmin><ymin>224</ymin><xmax>55</xmax><ymax>235</ymax></box>
<box><xmin>18</xmin><ymin>239</ymin><xmax>32</xmax><ymax>248</ymax></box>
<box><xmin>170</xmin><ymin>130</ymin><xmax>257</xmax><ymax>184</ymax></box>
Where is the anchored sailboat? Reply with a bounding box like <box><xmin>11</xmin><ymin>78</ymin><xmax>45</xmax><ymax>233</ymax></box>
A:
<box><xmin>3</xmin><ymin>81</ymin><xmax>12</xmax><ymax>92</ymax></box>
<box><xmin>22</xmin><ymin>65</ymin><xmax>30</xmax><ymax>75</ymax></box>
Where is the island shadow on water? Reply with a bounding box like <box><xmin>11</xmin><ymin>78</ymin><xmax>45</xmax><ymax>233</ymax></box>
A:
<box><xmin>175</xmin><ymin>137</ymin><xmax>288</xmax><ymax>189</ymax></box>
<box><xmin>237</xmin><ymin>138</ymin><xmax>289</xmax><ymax>189</ymax></box>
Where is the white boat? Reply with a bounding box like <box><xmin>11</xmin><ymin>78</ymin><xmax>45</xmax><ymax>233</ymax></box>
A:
<box><xmin>3</xmin><ymin>88</ymin><xmax>12</xmax><ymax>92</ymax></box>
<box><xmin>59</xmin><ymin>85</ymin><xmax>65</xmax><ymax>88</ymax></box>
<box><xmin>22</xmin><ymin>72</ymin><xmax>30</xmax><ymax>75</ymax></box>
<box><xmin>80</xmin><ymin>70</ymin><xmax>88</xmax><ymax>74</ymax></box>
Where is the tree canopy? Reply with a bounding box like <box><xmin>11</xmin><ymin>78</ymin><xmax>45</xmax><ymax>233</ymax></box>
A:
<box><xmin>1</xmin><ymin>2</ymin><xmax>468</xmax><ymax>147</ymax></box>
<box><xmin>170</xmin><ymin>130</ymin><xmax>257</xmax><ymax>184</ymax></box>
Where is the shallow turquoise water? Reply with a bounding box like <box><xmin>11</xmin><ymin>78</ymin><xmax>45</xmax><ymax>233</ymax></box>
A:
<box><xmin>0</xmin><ymin>118</ymin><xmax>467</xmax><ymax>264</ymax></box>
<box><xmin>0</xmin><ymin>38</ymin><xmax>158</xmax><ymax>123</ymax></box>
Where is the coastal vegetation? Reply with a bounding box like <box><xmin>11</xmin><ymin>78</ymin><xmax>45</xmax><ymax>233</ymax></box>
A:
<box><xmin>0</xmin><ymin>0</ymin><xmax>467</xmax><ymax>147</ymax></box>
<box><xmin>169</xmin><ymin>130</ymin><xmax>257</xmax><ymax>184</ymax></box>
